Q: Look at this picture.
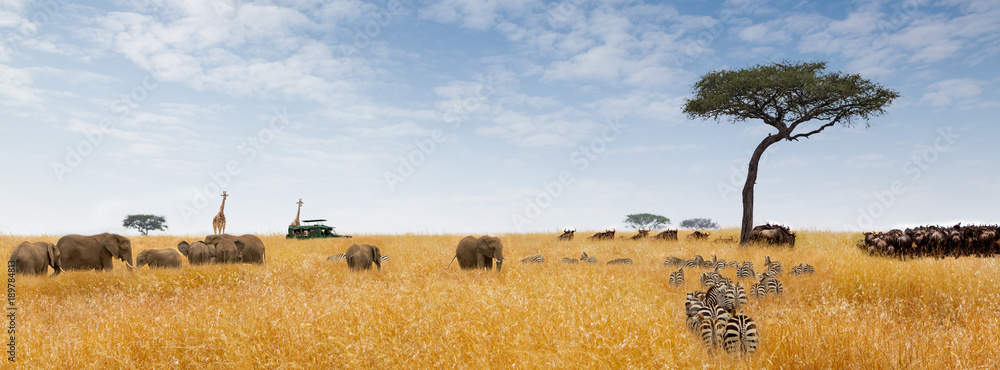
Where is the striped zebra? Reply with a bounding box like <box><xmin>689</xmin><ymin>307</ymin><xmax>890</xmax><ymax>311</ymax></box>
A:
<box><xmin>791</xmin><ymin>263</ymin><xmax>815</xmax><ymax>275</ymax></box>
<box><xmin>728</xmin><ymin>261</ymin><xmax>740</xmax><ymax>269</ymax></box>
<box><xmin>663</xmin><ymin>256</ymin><xmax>684</xmax><ymax>267</ymax></box>
<box><xmin>737</xmin><ymin>262</ymin><xmax>756</xmax><ymax>280</ymax></box>
<box><xmin>696</xmin><ymin>303</ymin><xmax>731</xmax><ymax>350</ymax></box>
<box><xmin>725</xmin><ymin>284</ymin><xmax>748</xmax><ymax>314</ymax></box>
<box><xmin>684</xmin><ymin>255</ymin><xmax>705</xmax><ymax>268</ymax></box>
<box><xmin>520</xmin><ymin>255</ymin><xmax>545</xmax><ymax>264</ymax></box>
<box><xmin>723</xmin><ymin>314</ymin><xmax>759</xmax><ymax>356</ymax></box>
<box><xmin>606</xmin><ymin>258</ymin><xmax>632</xmax><ymax>265</ymax></box>
<box><xmin>380</xmin><ymin>255</ymin><xmax>390</xmax><ymax>261</ymax></box>
<box><xmin>327</xmin><ymin>253</ymin><xmax>346</xmax><ymax>261</ymax></box>
<box><xmin>763</xmin><ymin>256</ymin><xmax>783</xmax><ymax>275</ymax></box>
<box><xmin>751</xmin><ymin>277</ymin><xmax>783</xmax><ymax>297</ymax></box>
<box><xmin>669</xmin><ymin>268</ymin><xmax>685</xmax><ymax>286</ymax></box>
<box><xmin>580</xmin><ymin>252</ymin><xmax>597</xmax><ymax>263</ymax></box>
<box><xmin>561</xmin><ymin>257</ymin><xmax>579</xmax><ymax>263</ymax></box>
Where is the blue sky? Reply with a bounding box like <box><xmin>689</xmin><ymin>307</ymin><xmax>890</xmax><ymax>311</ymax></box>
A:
<box><xmin>1</xmin><ymin>0</ymin><xmax>997</xmax><ymax>236</ymax></box>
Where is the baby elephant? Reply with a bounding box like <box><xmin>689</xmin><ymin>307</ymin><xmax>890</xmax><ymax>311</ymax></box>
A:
<box><xmin>9</xmin><ymin>241</ymin><xmax>62</xmax><ymax>275</ymax></box>
<box><xmin>345</xmin><ymin>244</ymin><xmax>382</xmax><ymax>271</ymax></box>
<box><xmin>135</xmin><ymin>249</ymin><xmax>182</xmax><ymax>269</ymax></box>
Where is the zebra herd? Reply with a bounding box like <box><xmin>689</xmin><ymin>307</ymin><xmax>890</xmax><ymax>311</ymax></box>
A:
<box><xmin>665</xmin><ymin>254</ymin><xmax>815</xmax><ymax>356</ymax></box>
<box><xmin>520</xmin><ymin>252</ymin><xmax>633</xmax><ymax>265</ymax></box>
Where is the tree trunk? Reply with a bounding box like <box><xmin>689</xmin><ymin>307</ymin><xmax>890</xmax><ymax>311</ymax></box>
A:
<box><xmin>740</xmin><ymin>134</ymin><xmax>783</xmax><ymax>245</ymax></box>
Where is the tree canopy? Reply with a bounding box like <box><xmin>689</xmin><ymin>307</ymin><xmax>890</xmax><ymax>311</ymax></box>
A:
<box><xmin>122</xmin><ymin>214</ymin><xmax>168</xmax><ymax>235</ymax></box>
<box><xmin>680</xmin><ymin>218</ymin><xmax>719</xmax><ymax>229</ymax></box>
<box><xmin>623</xmin><ymin>213</ymin><xmax>670</xmax><ymax>230</ymax></box>
<box><xmin>683</xmin><ymin>61</ymin><xmax>898</xmax><ymax>244</ymax></box>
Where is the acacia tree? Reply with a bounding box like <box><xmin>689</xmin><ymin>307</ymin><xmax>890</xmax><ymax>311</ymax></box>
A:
<box><xmin>623</xmin><ymin>213</ymin><xmax>670</xmax><ymax>230</ymax></box>
<box><xmin>681</xmin><ymin>218</ymin><xmax>719</xmax><ymax>229</ymax></box>
<box><xmin>683</xmin><ymin>61</ymin><xmax>898</xmax><ymax>244</ymax></box>
<box><xmin>122</xmin><ymin>214</ymin><xmax>168</xmax><ymax>235</ymax></box>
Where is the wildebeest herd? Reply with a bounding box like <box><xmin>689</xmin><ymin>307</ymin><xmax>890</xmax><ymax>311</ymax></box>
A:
<box><xmin>860</xmin><ymin>224</ymin><xmax>999</xmax><ymax>258</ymax></box>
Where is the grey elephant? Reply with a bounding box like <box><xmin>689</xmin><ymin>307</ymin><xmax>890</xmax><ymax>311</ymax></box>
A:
<box><xmin>205</xmin><ymin>234</ymin><xmax>265</xmax><ymax>264</ymax></box>
<box><xmin>177</xmin><ymin>241</ymin><xmax>214</xmax><ymax>265</ymax></box>
<box><xmin>8</xmin><ymin>241</ymin><xmax>62</xmax><ymax>276</ymax></box>
<box><xmin>449</xmin><ymin>235</ymin><xmax>504</xmax><ymax>271</ymax></box>
<box><xmin>135</xmin><ymin>249</ymin><xmax>182</xmax><ymax>269</ymax></box>
<box><xmin>54</xmin><ymin>233</ymin><xmax>133</xmax><ymax>274</ymax></box>
<box><xmin>213</xmin><ymin>239</ymin><xmax>241</xmax><ymax>264</ymax></box>
<box><xmin>345</xmin><ymin>244</ymin><xmax>382</xmax><ymax>271</ymax></box>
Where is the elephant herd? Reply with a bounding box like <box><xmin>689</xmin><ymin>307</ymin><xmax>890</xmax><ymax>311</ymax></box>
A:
<box><xmin>8</xmin><ymin>233</ymin><xmax>266</xmax><ymax>276</ymax></box>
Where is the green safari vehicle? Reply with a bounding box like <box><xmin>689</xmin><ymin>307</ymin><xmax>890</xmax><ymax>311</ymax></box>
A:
<box><xmin>286</xmin><ymin>219</ymin><xmax>352</xmax><ymax>239</ymax></box>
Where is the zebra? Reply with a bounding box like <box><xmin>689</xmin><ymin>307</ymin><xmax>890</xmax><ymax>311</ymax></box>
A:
<box><xmin>725</xmin><ymin>284</ymin><xmax>748</xmax><ymax>314</ymax></box>
<box><xmin>380</xmin><ymin>255</ymin><xmax>390</xmax><ymax>261</ymax></box>
<box><xmin>520</xmin><ymin>255</ymin><xmax>544</xmax><ymax>264</ymax></box>
<box><xmin>684</xmin><ymin>255</ymin><xmax>705</xmax><ymax>268</ymax></box>
<box><xmin>791</xmin><ymin>263</ymin><xmax>815</xmax><ymax>275</ymax></box>
<box><xmin>663</xmin><ymin>256</ymin><xmax>684</xmax><ymax>267</ymax></box>
<box><xmin>752</xmin><ymin>277</ymin><xmax>783</xmax><ymax>297</ymax></box>
<box><xmin>606</xmin><ymin>258</ymin><xmax>633</xmax><ymax>265</ymax></box>
<box><xmin>669</xmin><ymin>268</ymin><xmax>685</xmax><ymax>286</ymax></box>
<box><xmin>327</xmin><ymin>253</ymin><xmax>346</xmax><ymax>261</ymax></box>
<box><xmin>580</xmin><ymin>252</ymin><xmax>597</xmax><ymax>263</ymax></box>
<box><xmin>696</xmin><ymin>303</ymin><xmax>731</xmax><ymax>350</ymax></box>
<box><xmin>737</xmin><ymin>262</ymin><xmax>756</xmax><ymax>280</ymax></box>
<box><xmin>561</xmin><ymin>257</ymin><xmax>579</xmax><ymax>264</ymax></box>
<box><xmin>723</xmin><ymin>314</ymin><xmax>759</xmax><ymax>356</ymax></box>
<box><xmin>763</xmin><ymin>256</ymin><xmax>783</xmax><ymax>275</ymax></box>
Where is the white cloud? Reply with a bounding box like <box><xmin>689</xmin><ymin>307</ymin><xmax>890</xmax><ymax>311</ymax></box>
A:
<box><xmin>921</xmin><ymin>78</ymin><xmax>985</xmax><ymax>106</ymax></box>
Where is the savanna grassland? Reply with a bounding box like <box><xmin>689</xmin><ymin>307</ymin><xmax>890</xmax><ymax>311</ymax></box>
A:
<box><xmin>4</xmin><ymin>230</ymin><xmax>1000</xmax><ymax>368</ymax></box>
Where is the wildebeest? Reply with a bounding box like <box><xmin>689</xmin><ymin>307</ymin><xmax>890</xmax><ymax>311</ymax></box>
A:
<box><xmin>748</xmin><ymin>224</ymin><xmax>795</xmax><ymax>247</ymax></box>
<box><xmin>557</xmin><ymin>228</ymin><xmax>576</xmax><ymax>241</ymax></box>
<box><xmin>653</xmin><ymin>229</ymin><xmax>678</xmax><ymax>241</ymax></box>
<box><xmin>631</xmin><ymin>229</ymin><xmax>650</xmax><ymax>240</ymax></box>
<box><xmin>589</xmin><ymin>229</ymin><xmax>615</xmax><ymax>240</ymax></box>
<box><xmin>862</xmin><ymin>224</ymin><xmax>1000</xmax><ymax>259</ymax></box>
<box><xmin>686</xmin><ymin>231</ymin><xmax>710</xmax><ymax>241</ymax></box>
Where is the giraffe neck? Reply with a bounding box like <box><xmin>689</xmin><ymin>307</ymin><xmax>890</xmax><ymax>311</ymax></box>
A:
<box><xmin>295</xmin><ymin>204</ymin><xmax>301</xmax><ymax>220</ymax></box>
<box><xmin>219</xmin><ymin>197</ymin><xmax>227</xmax><ymax>213</ymax></box>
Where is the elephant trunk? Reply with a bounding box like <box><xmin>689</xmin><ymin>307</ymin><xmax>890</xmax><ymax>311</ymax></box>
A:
<box><xmin>495</xmin><ymin>259</ymin><xmax>503</xmax><ymax>272</ymax></box>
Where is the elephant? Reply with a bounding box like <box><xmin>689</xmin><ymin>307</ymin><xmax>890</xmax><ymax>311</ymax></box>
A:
<box><xmin>449</xmin><ymin>235</ymin><xmax>504</xmax><ymax>271</ymax></box>
<box><xmin>135</xmin><ymin>249</ymin><xmax>182</xmax><ymax>269</ymax></box>
<box><xmin>213</xmin><ymin>239</ymin><xmax>241</xmax><ymax>264</ymax></box>
<box><xmin>345</xmin><ymin>244</ymin><xmax>382</xmax><ymax>271</ymax></box>
<box><xmin>54</xmin><ymin>233</ymin><xmax>133</xmax><ymax>274</ymax></box>
<box><xmin>177</xmin><ymin>241</ymin><xmax>214</xmax><ymax>265</ymax></box>
<box><xmin>8</xmin><ymin>241</ymin><xmax>62</xmax><ymax>276</ymax></box>
<box><xmin>205</xmin><ymin>234</ymin><xmax>265</xmax><ymax>264</ymax></box>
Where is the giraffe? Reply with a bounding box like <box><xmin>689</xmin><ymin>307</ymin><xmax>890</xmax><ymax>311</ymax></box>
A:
<box><xmin>291</xmin><ymin>199</ymin><xmax>303</xmax><ymax>227</ymax></box>
<box><xmin>213</xmin><ymin>191</ymin><xmax>228</xmax><ymax>235</ymax></box>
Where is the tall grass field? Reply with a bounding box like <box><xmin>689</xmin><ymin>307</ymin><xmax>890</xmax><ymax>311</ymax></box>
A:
<box><xmin>4</xmin><ymin>230</ymin><xmax>999</xmax><ymax>368</ymax></box>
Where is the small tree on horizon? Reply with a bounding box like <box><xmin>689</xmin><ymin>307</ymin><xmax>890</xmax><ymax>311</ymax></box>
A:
<box><xmin>623</xmin><ymin>213</ymin><xmax>670</xmax><ymax>230</ymax></box>
<box><xmin>123</xmin><ymin>214</ymin><xmax>168</xmax><ymax>235</ymax></box>
<box><xmin>681</xmin><ymin>218</ymin><xmax>719</xmax><ymax>229</ymax></box>
<box><xmin>683</xmin><ymin>61</ymin><xmax>898</xmax><ymax>244</ymax></box>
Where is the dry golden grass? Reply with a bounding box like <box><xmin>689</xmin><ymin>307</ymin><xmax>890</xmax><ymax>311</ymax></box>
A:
<box><xmin>4</xmin><ymin>230</ymin><xmax>1000</xmax><ymax>368</ymax></box>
